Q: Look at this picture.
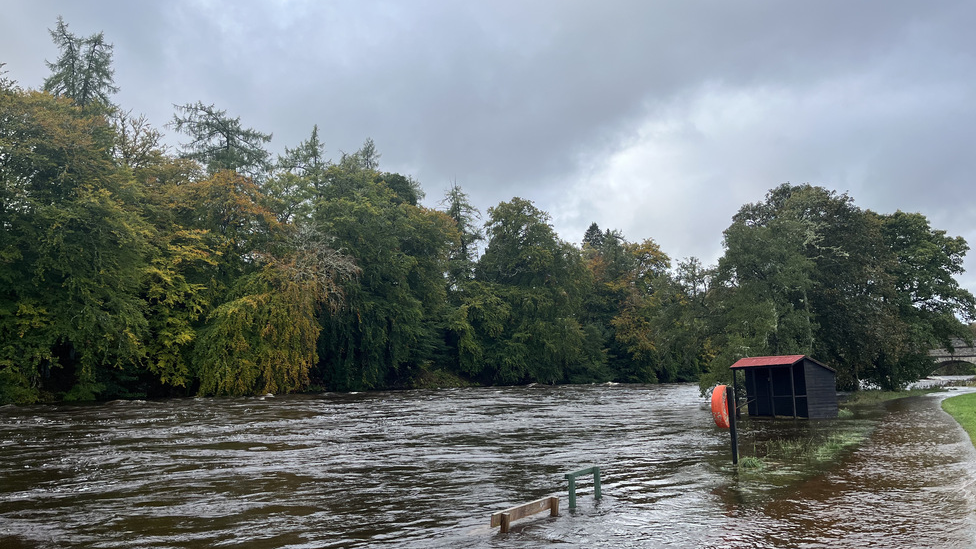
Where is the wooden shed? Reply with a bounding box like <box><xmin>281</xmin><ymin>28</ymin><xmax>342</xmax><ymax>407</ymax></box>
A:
<box><xmin>730</xmin><ymin>355</ymin><xmax>838</xmax><ymax>419</ymax></box>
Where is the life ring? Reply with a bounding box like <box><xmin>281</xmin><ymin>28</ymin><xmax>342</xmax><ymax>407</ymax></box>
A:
<box><xmin>711</xmin><ymin>385</ymin><xmax>730</xmax><ymax>429</ymax></box>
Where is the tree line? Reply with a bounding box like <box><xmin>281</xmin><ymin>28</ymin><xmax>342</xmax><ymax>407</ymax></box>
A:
<box><xmin>1</xmin><ymin>19</ymin><xmax>973</xmax><ymax>404</ymax></box>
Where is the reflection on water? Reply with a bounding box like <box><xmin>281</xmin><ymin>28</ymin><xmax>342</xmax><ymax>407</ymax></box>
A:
<box><xmin>0</xmin><ymin>384</ymin><xmax>974</xmax><ymax>548</ymax></box>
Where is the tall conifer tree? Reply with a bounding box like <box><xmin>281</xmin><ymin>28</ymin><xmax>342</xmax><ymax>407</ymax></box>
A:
<box><xmin>43</xmin><ymin>16</ymin><xmax>118</xmax><ymax>110</ymax></box>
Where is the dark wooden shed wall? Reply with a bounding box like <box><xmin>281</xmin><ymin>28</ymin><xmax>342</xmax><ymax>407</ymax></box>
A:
<box><xmin>735</xmin><ymin>357</ymin><xmax>837</xmax><ymax>419</ymax></box>
<box><xmin>803</xmin><ymin>360</ymin><xmax>839</xmax><ymax>418</ymax></box>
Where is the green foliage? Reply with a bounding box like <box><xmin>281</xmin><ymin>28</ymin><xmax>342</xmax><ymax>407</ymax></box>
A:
<box><xmin>195</xmin><ymin>231</ymin><xmax>358</xmax><ymax>396</ymax></box>
<box><xmin>841</xmin><ymin>388</ymin><xmax>939</xmax><ymax>406</ymax></box>
<box><xmin>3</xmin><ymin>20</ymin><xmax>975</xmax><ymax>403</ymax></box>
<box><xmin>314</xmin><ymin>171</ymin><xmax>454</xmax><ymax>391</ymax></box>
<box><xmin>377</xmin><ymin>172</ymin><xmax>423</xmax><ymax>206</ymax></box>
<box><xmin>341</xmin><ymin>137</ymin><xmax>381</xmax><ymax>171</ymax></box>
<box><xmin>194</xmin><ymin>271</ymin><xmax>310</xmax><ymax>396</ymax></box>
<box><xmin>441</xmin><ymin>182</ymin><xmax>483</xmax><ymax>295</ymax></box>
<box><xmin>168</xmin><ymin>170</ymin><xmax>279</xmax><ymax>293</ymax></box>
<box><xmin>738</xmin><ymin>456</ymin><xmax>765</xmax><ymax>470</ymax></box>
<box><xmin>455</xmin><ymin>198</ymin><xmax>598</xmax><ymax>384</ymax></box>
<box><xmin>870</xmin><ymin>211</ymin><xmax>976</xmax><ymax>388</ymax></box>
<box><xmin>706</xmin><ymin>183</ymin><xmax>976</xmax><ymax>392</ymax></box>
<box><xmin>141</xmin><ymin>231</ymin><xmax>213</xmax><ymax>388</ymax></box>
<box><xmin>581</xmin><ymin>228</ymin><xmax>712</xmax><ymax>385</ymax></box>
<box><xmin>0</xmin><ymin>85</ymin><xmax>149</xmax><ymax>402</ymax></box>
<box><xmin>761</xmin><ymin>431</ymin><xmax>866</xmax><ymax>465</ymax></box>
<box><xmin>266</xmin><ymin>125</ymin><xmax>329</xmax><ymax>223</ymax></box>
<box><xmin>0</xmin><ymin>62</ymin><xmax>12</xmax><ymax>90</ymax></box>
<box><xmin>717</xmin><ymin>210</ymin><xmax>816</xmax><ymax>356</ymax></box>
<box><xmin>582</xmin><ymin>222</ymin><xmax>604</xmax><ymax>248</ymax></box>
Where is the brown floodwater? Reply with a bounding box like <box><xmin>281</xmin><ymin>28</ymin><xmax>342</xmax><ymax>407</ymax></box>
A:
<box><xmin>1</xmin><ymin>383</ymin><xmax>974</xmax><ymax>548</ymax></box>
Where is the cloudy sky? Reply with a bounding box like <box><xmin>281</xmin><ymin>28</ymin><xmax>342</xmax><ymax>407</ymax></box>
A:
<box><xmin>3</xmin><ymin>1</ymin><xmax>976</xmax><ymax>288</ymax></box>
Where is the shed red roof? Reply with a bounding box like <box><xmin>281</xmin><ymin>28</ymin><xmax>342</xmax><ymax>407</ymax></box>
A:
<box><xmin>730</xmin><ymin>355</ymin><xmax>806</xmax><ymax>368</ymax></box>
<box><xmin>730</xmin><ymin>354</ymin><xmax>836</xmax><ymax>372</ymax></box>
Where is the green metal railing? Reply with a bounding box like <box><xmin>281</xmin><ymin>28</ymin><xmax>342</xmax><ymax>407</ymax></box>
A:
<box><xmin>564</xmin><ymin>466</ymin><xmax>602</xmax><ymax>510</ymax></box>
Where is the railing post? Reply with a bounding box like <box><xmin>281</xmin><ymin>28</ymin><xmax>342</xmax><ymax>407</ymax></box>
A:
<box><xmin>567</xmin><ymin>475</ymin><xmax>577</xmax><ymax>510</ymax></box>
<box><xmin>565</xmin><ymin>466</ymin><xmax>601</xmax><ymax>510</ymax></box>
<box><xmin>593</xmin><ymin>467</ymin><xmax>601</xmax><ymax>500</ymax></box>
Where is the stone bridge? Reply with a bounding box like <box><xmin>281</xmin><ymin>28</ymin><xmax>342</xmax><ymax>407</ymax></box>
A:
<box><xmin>928</xmin><ymin>338</ymin><xmax>976</xmax><ymax>368</ymax></box>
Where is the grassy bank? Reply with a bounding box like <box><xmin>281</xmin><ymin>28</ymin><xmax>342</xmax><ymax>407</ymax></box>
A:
<box><xmin>941</xmin><ymin>392</ymin><xmax>976</xmax><ymax>448</ymax></box>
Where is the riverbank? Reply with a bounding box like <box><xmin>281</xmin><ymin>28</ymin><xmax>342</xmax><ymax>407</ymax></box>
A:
<box><xmin>943</xmin><ymin>392</ymin><xmax>976</xmax><ymax>448</ymax></box>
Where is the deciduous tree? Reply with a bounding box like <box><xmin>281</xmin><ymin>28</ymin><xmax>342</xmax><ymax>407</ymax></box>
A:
<box><xmin>0</xmin><ymin>85</ymin><xmax>148</xmax><ymax>402</ymax></box>
<box><xmin>464</xmin><ymin>198</ymin><xmax>598</xmax><ymax>384</ymax></box>
<box><xmin>314</xmin><ymin>168</ymin><xmax>455</xmax><ymax>390</ymax></box>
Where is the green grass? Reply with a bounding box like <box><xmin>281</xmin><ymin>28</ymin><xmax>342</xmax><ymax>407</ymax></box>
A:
<box><xmin>941</xmin><ymin>392</ymin><xmax>976</xmax><ymax>448</ymax></box>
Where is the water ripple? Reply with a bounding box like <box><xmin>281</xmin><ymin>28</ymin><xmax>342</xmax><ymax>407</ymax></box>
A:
<box><xmin>0</xmin><ymin>385</ymin><xmax>974</xmax><ymax>547</ymax></box>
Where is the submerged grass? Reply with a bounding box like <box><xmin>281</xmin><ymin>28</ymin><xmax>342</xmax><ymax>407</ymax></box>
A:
<box><xmin>735</xmin><ymin>412</ymin><xmax>873</xmax><ymax>480</ymax></box>
<box><xmin>841</xmin><ymin>388</ymin><xmax>941</xmax><ymax>406</ymax></box>
<box><xmin>755</xmin><ymin>385</ymin><xmax>969</xmax><ymax>467</ymax></box>
<box><xmin>941</xmin><ymin>392</ymin><xmax>976</xmax><ymax>449</ymax></box>
<box><xmin>734</xmin><ymin>385</ymin><xmax>970</xmax><ymax>486</ymax></box>
<box><xmin>737</xmin><ymin>455</ymin><xmax>765</xmax><ymax>470</ymax></box>
<box><xmin>812</xmin><ymin>431</ymin><xmax>866</xmax><ymax>462</ymax></box>
<box><xmin>757</xmin><ymin>429</ymin><xmax>868</xmax><ymax>466</ymax></box>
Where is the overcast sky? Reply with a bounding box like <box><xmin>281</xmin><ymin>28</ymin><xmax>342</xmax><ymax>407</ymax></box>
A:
<box><xmin>3</xmin><ymin>1</ymin><xmax>976</xmax><ymax>289</ymax></box>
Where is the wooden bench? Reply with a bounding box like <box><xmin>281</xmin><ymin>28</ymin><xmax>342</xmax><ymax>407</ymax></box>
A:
<box><xmin>490</xmin><ymin>496</ymin><xmax>560</xmax><ymax>533</ymax></box>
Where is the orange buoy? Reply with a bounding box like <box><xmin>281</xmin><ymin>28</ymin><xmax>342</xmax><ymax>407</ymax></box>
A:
<box><xmin>711</xmin><ymin>385</ymin><xmax>730</xmax><ymax>429</ymax></box>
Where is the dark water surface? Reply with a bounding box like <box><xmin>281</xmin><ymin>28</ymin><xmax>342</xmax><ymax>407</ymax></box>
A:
<box><xmin>1</xmin><ymin>384</ymin><xmax>975</xmax><ymax>548</ymax></box>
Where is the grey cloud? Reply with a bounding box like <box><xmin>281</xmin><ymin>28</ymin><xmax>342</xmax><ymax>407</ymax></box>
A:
<box><xmin>4</xmin><ymin>0</ymin><xmax>976</xmax><ymax>287</ymax></box>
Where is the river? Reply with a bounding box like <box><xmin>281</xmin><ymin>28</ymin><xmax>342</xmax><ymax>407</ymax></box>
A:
<box><xmin>1</xmin><ymin>383</ymin><xmax>975</xmax><ymax>548</ymax></box>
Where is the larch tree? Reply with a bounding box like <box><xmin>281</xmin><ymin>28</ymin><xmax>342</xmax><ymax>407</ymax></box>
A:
<box><xmin>43</xmin><ymin>16</ymin><xmax>118</xmax><ymax>110</ymax></box>
<box><xmin>441</xmin><ymin>182</ymin><xmax>483</xmax><ymax>293</ymax></box>
<box><xmin>169</xmin><ymin>101</ymin><xmax>272</xmax><ymax>179</ymax></box>
<box><xmin>265</xmin><ymin>125</ymin><xmax>331</xmax><ymax>223</ymax></box>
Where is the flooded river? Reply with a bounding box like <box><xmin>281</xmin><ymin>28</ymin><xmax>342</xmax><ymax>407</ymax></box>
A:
<box><xmin>1</xmin><ymin>383</ymin><xmax>975</xmax><ymax>548</ymax></box>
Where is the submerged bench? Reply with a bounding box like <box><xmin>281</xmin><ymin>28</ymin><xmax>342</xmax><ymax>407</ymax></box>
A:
<box><xmin>490</xmin><ymin>496</ymin><xmax>560</xmax><ymax>533</ymax></box>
